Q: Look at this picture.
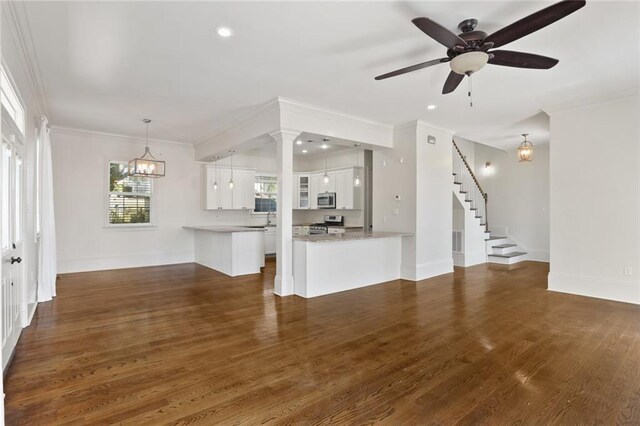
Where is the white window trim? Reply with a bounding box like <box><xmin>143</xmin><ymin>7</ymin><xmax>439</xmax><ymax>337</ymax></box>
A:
<box><xmin>252</xmin><ymin>172</ymin><xmax>277</xmax><ymax>215</ymax></box>
<box><xmin>104</xmin><ymin>158</ymin><xmax>157</xmax><ymax>229</ymax></box>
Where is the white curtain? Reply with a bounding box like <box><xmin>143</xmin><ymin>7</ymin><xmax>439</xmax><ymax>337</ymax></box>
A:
<box><xmin>37</xmin><ymin>116</ymin><xmax>57</xmax><ymax>302</ymax></box>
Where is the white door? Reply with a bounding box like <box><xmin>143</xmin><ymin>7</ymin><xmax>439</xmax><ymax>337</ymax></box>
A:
<box><xmin>1</xmin><ymin>137</ymin><xmax>24</xmax><ymax>369</ymax></box>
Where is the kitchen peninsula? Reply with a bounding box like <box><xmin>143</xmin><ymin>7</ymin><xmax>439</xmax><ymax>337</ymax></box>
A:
<box><xmin>183</xmin><ymin>226</ymin><xmax>266</xmax><ymax>277</ymax></box>
<box><xmin>293</xmin><ymin>231</ymin><xmax>411</xmax><ymax>298</ymax></box>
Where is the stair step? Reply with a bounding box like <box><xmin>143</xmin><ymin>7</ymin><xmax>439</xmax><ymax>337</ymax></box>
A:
<box><xmin>475</xmin><ymin>216</ymin><xmax>482</xmax><ymax>219</ymax></box>
<box><xmin>489</xmin><ymin>251</ymin><xmax>527</xmax><ymax>258</ymax></box>
<box><xmin>487</xmin><ymin>236</ymin><xmax>506</xmax><ymax>240</ymax></box>
<box><xmin>465</xmin><ymin>199</ymin><xmax>472</xmax><ymax>203</ymax></box>
<box><xmin>493</xmin><ymin>243</ymin><xmax>517</xmax><ymax>249</ymax></box>
<box><xmin>459</xmin><ymin>190</ymin><xmax>467</xmax><ymax>194</ymax></box>
<box><xmin>470</xmin><ymin>207</ymin><xmax>477</xmax><ymax>211</ymax></box>
<box><xmin>454</xmin><ymin>181</ymin><xmax>462</xmax><ymax>185</ymax></box>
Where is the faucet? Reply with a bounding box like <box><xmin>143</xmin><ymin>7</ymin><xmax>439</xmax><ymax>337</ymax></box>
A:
<box><xmin>266</xmin><ymin>210</ymin><xmax>274</xmax><ymax>226</ymax></box>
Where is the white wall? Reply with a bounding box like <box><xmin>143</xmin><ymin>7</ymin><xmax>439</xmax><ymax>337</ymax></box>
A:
<box><xmin>547</xmin><ymin>95</ymin><xmax>640</xmax><ymax>305</ymax></box>
<box><xmin>473</xmin><ymin>142</ymin><xmax>550</xmax><ymax>261</ymax></box>
<box><xmin>373</xmin><ymin>121</ymin><xmax>453</xmax><ymax>281</ymax></box>
<box><xmin>51</xmin><ymin>129</ymin><xmax>276</xmax><ymax>273</ymax></box>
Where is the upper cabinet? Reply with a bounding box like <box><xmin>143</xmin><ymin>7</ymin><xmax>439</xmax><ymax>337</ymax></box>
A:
<box><xmin>204</xmin><ymin>165</ymin><xmax>255</xmax><ymax>210</ymax></box>
<box><xmin>294</xmin><ymin>167</ymin><xmax>362</xmax><ymax>210</ymax></box>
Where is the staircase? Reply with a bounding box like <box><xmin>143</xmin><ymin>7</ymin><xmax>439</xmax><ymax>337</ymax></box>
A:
<box><xmin>452</xmin><ymin>140</ymin><xmax>527</xmax><ymax>265</ymax></box>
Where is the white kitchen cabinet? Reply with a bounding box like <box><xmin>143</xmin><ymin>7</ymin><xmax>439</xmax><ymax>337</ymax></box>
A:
<box><xmin>309</xmin><ymin>174</ymin><xmax>319</xmax><ymax>209</ymax></box>
<box><xmin>334</xmin><ymin>167</ymin><xmax>363</xmax><ymax>210</ymax></box>
<box><xmin>264</xmin><ymin>227</ymin><xmax>276</xmax><ymax>254</ymax></box>
<box><xmin>296</xmin><ymin>175</ymin><xmax>310</xmax><ymax>209</ymax></box>
<box><xmin>205</xmin><ymin>165</ymin><xmax>255</xmax><ymax>210</ymax></box>
<box><xmin>232</xmin><ymin>169</ymin><xmax>255</xmax><ymax>210</ymax></box>
<box><xmin>317</xmin><ymin>171</ymin><xmax>336</xmax><ymax>194</ymax></box>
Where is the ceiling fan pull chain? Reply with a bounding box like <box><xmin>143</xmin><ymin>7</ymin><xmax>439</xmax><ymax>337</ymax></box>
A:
<box><xmin>468</xmin><ymin>73</ymin><xmax>473</xmax><ymax>107</ymax></box>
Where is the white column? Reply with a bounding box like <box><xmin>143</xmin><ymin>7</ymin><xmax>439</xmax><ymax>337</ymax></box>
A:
<box><xmin>270</xmin><ymin>130</ymin><xmax>300</xmax><ymax>296</ymax></box>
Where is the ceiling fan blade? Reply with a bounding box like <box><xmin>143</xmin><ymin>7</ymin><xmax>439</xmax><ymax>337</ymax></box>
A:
<box><xmin>489</xmin><ymin>50</ymin><xmax>559</xmax><ymax>69</ymax></box>
<box><xmin>412</xmin><ymin>17</ymin><xmax>467</xmax><ymax>49</ymax></box>
<box><xmin>375</xmin><ymin>58</ymin><xmax>450</xmax><ymax>80</ymax></box>
<box><xmin>442</xmin><ymin>71</ymin><xmax>464</xmax><ymax>94</ymax></box>
<box><xmin>484</xmin><ymin>0</ymin><xmax>586</xmax><ymax>48</ymax></box>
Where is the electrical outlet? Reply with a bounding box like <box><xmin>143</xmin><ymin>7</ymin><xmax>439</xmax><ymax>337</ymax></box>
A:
<box><xmin>382</xmin><ymin>216</ymin><xmax>387</xmax><ymax>224</ymax></box>
<box><xmin>624</xmin><ymin>266</ymin><xmax>633</xmax><ymax>276</ymax></box>
<box><xmin>393</xmin><ymin>208</ymin><xmax>400</xmax><ymax>216</ymax></box>
<box><xmin>395</xmin><ymin>194</ymin><xmax>401</xmax><ymax>201</ymax></box>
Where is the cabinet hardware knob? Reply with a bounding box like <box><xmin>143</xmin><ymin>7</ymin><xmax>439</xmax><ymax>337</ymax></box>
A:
<box><xmin>10</xmin><ymin>257</ymin><xmax>22</xmax><ymax>264</ymax></box>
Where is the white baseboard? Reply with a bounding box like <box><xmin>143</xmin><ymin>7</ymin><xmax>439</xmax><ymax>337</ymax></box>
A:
<box><xmin>57</xmin><ymin>251</ymin><xmax>195</xmax><ymax>274</ymax></box>
<box><xmin>402</xmin><ymin>258</ymin><xmax>454</xmax><ymax>281</ymax></box>
<box><xmin>526</xmin><ymin>250</ymin><xmax>550</xmax><ymax>263</ymax></box>
<box><xmin>548</xmin><ymin>272</ymin><xmax>640</xmax><ymax>305</ymax></box>
<box><xmin>452</xmin><ymin>252</ymin><xmax>464</xmax><ymax>267</ymax></box>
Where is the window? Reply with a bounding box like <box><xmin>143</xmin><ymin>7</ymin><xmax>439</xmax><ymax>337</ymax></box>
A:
<box><xmin>254</xmin><ymin>175</ymin><xmax>277</xmax><ymax>213</ymax></box>
<box><xmin>1</xmin><ymin>65</ymin><xmax>25</xmax><ymax>136</ymax></box>
<box><xmin>108</xmin><ymin>161</ymin><xmax>152</xmax><ymax>225</ymax></box>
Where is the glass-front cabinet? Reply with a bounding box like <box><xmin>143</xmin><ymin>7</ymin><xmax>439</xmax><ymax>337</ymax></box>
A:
<box><xmin>297</xmin><ymin>175</ymin><xmax>310</xmax><ymax>209</ymax></box>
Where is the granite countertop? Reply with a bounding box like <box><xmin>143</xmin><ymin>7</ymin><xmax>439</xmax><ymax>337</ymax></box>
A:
<box><xmin>293</xmin><ymin>231</ymin><xmax>412</xmax><ymax>243</ymax></box>
<box><xmin>182</xmin><ymin>226</ymin><xmax>267</xmax><ymax>233</ymax></box>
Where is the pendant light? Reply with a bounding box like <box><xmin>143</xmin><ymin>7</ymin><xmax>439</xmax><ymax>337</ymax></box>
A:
<box><xmin>128</xmin><ymin>119</ymin><xmax>166</xmax><ymax>177</ymax></box>
<box><xmin>353</xmin><ymin>144</ymin><xmax>361</xmax><ymax>187</ymax></box>
<box><xmin>212</xmin><ymin>155</ymin><xmax>219</xmax><ymax>190</ymax></box>
<box><xmin>323</xmin><ymin>155</ymin><xmax>330</xmax><ymax>185</ymax></box>
<box><xmin>517</xmin><ymin>133</ymin><xmax>533</xmax><ymax>162</ymax></box>
<box><xmin>228</xmin><ymin>150</ymin><xmax>235</xmax><ymax>189</ymax></box>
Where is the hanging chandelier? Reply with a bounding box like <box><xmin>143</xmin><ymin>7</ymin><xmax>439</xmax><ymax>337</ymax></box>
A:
<box><xmin>517</xmin><ymin>133</ymin><xmax>533</xmax><ymax>162</ymax></box>
<box><xmin>128</xmin><ymin>119</ymin><xmax>166</xmax><ymax>177</ymax></box>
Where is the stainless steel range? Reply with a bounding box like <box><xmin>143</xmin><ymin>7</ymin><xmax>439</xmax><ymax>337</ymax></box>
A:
<box><xmin>309</xmin><ymin>215</ymin><xmax>343</xmax><ymax>234</ymax></box>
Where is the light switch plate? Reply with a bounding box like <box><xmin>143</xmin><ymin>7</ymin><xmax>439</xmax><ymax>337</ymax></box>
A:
<box><xmin>427</xmin><ymin>135</ymin><xmax>436</xmax><ymax>144</ymax></box>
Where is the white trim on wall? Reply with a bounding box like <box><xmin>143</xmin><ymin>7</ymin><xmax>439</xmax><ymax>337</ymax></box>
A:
<box><xmin>548</xmin><ymin>272</ymin><xmax>640</xmax><ymax>305</ymax></box>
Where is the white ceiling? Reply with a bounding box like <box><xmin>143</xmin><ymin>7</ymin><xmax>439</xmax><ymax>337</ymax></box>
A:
<box><xmin>24</xmin><ymin>1</ymin><xmax>639</xmax><ymax>150</ymax></box>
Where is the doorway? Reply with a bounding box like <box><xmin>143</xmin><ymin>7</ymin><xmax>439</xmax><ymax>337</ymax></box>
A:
<box><xmin>1</xmin><ymin>129</ymin><xmax>25</xmax><ymax>370</ymax></box>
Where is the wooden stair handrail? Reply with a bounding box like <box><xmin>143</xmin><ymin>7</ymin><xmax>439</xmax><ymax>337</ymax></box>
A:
<box><xmin>451</xmin><ymin>139</ymin><xmax>487</xmax><ymax>200</ymax></box>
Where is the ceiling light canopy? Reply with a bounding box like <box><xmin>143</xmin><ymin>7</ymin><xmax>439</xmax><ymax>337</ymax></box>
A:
<box><xmin>216</xmin><ymin>26</ymin><xmax>233</xmax><ymax>38</ymax></box>
<box><xmin>128</xmin><ymin>119</ymin><xmax>165</xmax><ymax>178</ymax></box>
<box><xmin>427</xmin><ymin>105</ymin><xmax>437</xmax><ymax>110</ymax></box>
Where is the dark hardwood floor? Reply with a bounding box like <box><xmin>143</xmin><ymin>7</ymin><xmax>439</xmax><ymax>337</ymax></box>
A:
<box><xmin>4</xmin><ymin>259</ymin><xmax>640</xmax><ymax>425</ymax></box>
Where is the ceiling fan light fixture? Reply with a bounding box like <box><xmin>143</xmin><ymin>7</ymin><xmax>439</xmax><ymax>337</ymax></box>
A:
<box><xmin>450</xmin><ymin>51</ymin><xmax>489</xmax><ymax>75</ymax></box>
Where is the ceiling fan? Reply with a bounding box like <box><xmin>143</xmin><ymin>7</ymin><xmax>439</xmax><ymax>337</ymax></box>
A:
<box><xmin>375</xmin><ymin>0</ymin><xmax>586</xmax><ymax>98</ymax></box>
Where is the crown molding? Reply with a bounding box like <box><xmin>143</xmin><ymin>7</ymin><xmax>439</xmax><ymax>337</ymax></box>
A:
<box><xmin>50</xmin><ymin>125</ymin><xmax>193</xmax><ymax>147</ymax></box>
<box><xmin>277</xmin><ymin>96</ymin><xmax>393</xmax><ymax>131</ymax></box>
<box><xmin>195</xmin><ymin>97</ymin><xmax>281</xmax><ymax>146</ymax></box>
<box><xmin>1</xmin><ymin>1</ymin><xmax>49</xmax><ymax>117</ymax></box>
<box><xmin>541</xmin><ymin>88</ymin><xmax>639</xmax><ymax>115</ymax></box>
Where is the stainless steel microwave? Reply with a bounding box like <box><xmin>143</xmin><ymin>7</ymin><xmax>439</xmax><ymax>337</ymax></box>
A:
<box><xmin>317</xmin><ymin>192</ymin><xmax>336</xmax><ymax>209</ymax></box>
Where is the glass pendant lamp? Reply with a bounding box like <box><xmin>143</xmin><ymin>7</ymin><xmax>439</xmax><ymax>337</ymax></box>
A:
<box><xmin>518</xmin><ymin>133</ymin><xmax>533</xmax><ymax>162</ymax></box>
<box><xmin>228</xmin><ymin>150</ymin><xmax>235</xmax><ymax>189</ymax></box>
<box><xmin>323</xmin><ymin>155</ymin><xmax>330</xmax><ymax>184</ymax></box>
<box><xmin>353</xmin><ymin>144</ymin><xmax>361</xmax><ymax>187</ymax></box>
<box><xmin>128</xmin><ymin>119</ymin><xmax>166</xmax><ymax>177</ymax></box>
<box><xmin>213</xmin><ymin>155</ymin><xmax>219</xmax><ymax>190</ymax></box>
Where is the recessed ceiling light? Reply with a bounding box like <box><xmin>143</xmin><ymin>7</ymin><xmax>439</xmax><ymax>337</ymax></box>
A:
<box><xmin>216</xmin><ymin>26</ymin><xmax>233</xmax><ymax>38</ymax></box>
<box><xmin>321</xmin><ymin>143</ymin><xmax>328</xmax><ymax>149</ymax></box>
<box><xmin>302</xmin><ymin>149</ymin><xmax>308</xmax><ymax>153</ymax></box>
<box><xmin>296</xmin><ymin>140</ymin><xmax>302</xmax><ymax>145</ymax></box>
<box><xmin>427</xmin><ymin>104</ymin><xmax>437</xmax><ymax>110</ymax></box>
